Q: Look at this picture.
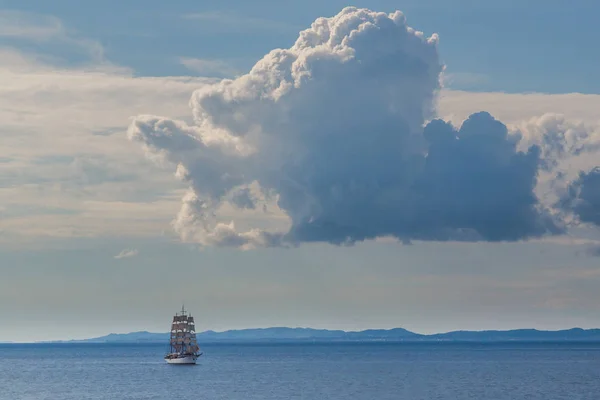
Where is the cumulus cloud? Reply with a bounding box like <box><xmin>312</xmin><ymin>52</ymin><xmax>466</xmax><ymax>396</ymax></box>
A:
<box><xmin>516</xmin><ymin>114</ymin><xmax>600</xmax><ymax>171</ymax></box>
<box><xmin>416</xmin><ymin>112</ymin><xmax>560</xmax><ymax>241</ymax></box>
<box><xmin>510</xmin><ymin>115</ymin><xmax>600</xmax><ymax>219</ymax></box>
<box><xmin>127</xmin><ymin>6</ymin><xmax>600</xmax><ymax>249</ymax></box>
<box><xmin>229</xmin><ymin>187</ymin><xmax>257</xmax><ymax>210</ymax></box>
<box><xmin>114</xmin><ymin>248</ymin><xmax>139</xmax><ymax>259</ymax></box>
<box><xmin>559</xmin><ymin>168</ymin><xmax>600</xmax><ymax>226</ymax></box>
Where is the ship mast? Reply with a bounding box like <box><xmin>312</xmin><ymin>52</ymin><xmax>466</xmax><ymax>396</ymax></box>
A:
<box><xmin>169</xmin><ymin>304</ymin><xmax>199</xmax><ymax>355</ymax></box>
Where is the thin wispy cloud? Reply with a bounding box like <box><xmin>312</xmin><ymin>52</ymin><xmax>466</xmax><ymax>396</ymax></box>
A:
<box><xmin>0</xmin><ymin>10</ymin><xmax>64</xmax><ymax>40</ymax></box>
<box><xmin>0</xmin><ymin>9</ymin><xmax>110</xmax><ymax>67</ymax></box>
<box><xmin>180</xmin><ymin>57</ymin><xmax>240</xmax><ymax>78</ymax></box>
<box><xmin>182</xmin><ymin>11</ymin><xmax>299</xmax><ymax>33</ymax></box>
<box><xmin>0</xmin><ymin>46</ymin><xmax>213</xmax><ymax>243</ymax></box>
<box><xmin>114</xmin><ymin>248</ymin><xmax>139</xmax><ymax>259</ymax></box>
<box><xmin>442</xmin><ymin>72</ymin><xmax>490</xmax><ymax>89</ymax></box>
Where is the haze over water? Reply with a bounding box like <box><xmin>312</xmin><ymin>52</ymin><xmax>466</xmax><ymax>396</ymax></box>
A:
<box><xmin>2</xmin><ymin>342</ymin><xmax>599</xmax><ymax>399</ymax></box>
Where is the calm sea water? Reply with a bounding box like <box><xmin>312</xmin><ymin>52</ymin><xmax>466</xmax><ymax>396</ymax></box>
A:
<box><xmin>1</xmin><ymin>342</ymin><xmax>599</xmax><ymax>399</ymax></box>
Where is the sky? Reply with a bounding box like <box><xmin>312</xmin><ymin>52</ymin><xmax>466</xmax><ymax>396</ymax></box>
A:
<box><xmin>1</xmin><ymin>0</ymin><xmax>600</xmax><ymax>342</ymax></box>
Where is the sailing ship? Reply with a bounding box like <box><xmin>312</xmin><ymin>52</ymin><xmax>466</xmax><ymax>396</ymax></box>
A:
<box><xmin>164</xmin><ymin>305</ymin><xmax>202</xmax><ymax>364</ymax></box>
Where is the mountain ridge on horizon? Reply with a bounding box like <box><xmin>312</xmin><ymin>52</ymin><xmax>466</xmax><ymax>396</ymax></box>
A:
<box><xmin>46</xmin><ymin>327</ymin><xmax>600</xmax><ymax>343</ymax></box>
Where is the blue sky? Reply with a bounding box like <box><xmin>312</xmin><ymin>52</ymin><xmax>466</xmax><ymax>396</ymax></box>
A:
<box><xmin>1</xmin><ymin>1</ymin><xmax>600</xmax><ymax>342</ymax></box>
<box><xmin>4</xmin><ymin>0</ymin><xmax>599</xmax><ymax>93</ymax></box>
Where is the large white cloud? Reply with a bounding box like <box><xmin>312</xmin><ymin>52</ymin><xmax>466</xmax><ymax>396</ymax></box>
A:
<box><xmin>129</xmin><ymin>7</ymin><xmax>441</xmax><ymax>247</ymax></box>
<box><xmin>129</xmin><ymin>6</ymin><xmax>600</xmax><ymax>248</ymax></box>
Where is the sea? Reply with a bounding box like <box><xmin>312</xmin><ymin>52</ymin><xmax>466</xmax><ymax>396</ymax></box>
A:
<box><xmin>1</xmin><ymin>342</ymin><xmax>599</xmax><ymax>400</ymax></box>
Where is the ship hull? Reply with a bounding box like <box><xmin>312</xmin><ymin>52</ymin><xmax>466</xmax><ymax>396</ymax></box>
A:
<box><xmin>165</xmin><ymin>355</ymin><xmax>198</xmax><ymax>365</ymax></box>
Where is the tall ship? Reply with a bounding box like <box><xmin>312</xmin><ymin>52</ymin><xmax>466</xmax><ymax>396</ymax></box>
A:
<box><xmin>164</xmin><ymin>305</ymin><xmax>202</xmax><ymax>364</ymax></box>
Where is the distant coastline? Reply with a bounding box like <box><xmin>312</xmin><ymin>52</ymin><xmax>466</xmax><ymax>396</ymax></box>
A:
<box><xmin>42</xmin><ymin>327</ymin><xmax>600</xmax><ymax>344</ymax></box>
